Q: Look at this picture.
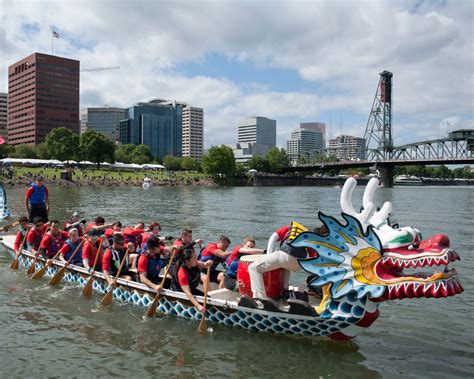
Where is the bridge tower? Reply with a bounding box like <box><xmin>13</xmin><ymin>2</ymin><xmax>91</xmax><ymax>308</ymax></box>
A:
<box><xmin>364</xmin><ymin>70</ymin><xmax>393</xmax><ymax>160</ymax></box>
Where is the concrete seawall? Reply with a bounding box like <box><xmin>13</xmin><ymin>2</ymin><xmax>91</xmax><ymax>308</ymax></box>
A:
<box><xmin>234</xmin><ymin>175</ymin><xmax>474</xmax><ymax>187</ymax></box>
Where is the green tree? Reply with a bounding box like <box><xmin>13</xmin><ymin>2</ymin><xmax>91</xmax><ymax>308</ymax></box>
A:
<box><xmin>131</xmin><ymin>144</ymin><xmax>153</xmax><ymax>164</ymax></box>
<box><xmin>235</xmin><ymin>162</ymin><xmax>246</xmax><ymax>176</ymax></box>
<box><xmin>0</xmin><ymin>144</ymin><xmax>15</xmax><ymax>159</ymax></box>
<box><xmin>266</xmin><ymin>147</ymin><xmax>289</xmax><ymax>173</ymax></box>
<box><xmin>44</xmin><ymin>127</ymin><xmax>79</xmax><ymax>161</ymax></box>
<box><xmin>163</xmin><ymin>155</ymin><xmax>182</xmax><ymax>171</ymax></box>
<box><xmin>180</xmin><ymin>156</ymin><xmax>199</xmax><ymax>171</ymax></box>
<box><xmin>248</xmin><ymin>156</ymin><xmax>270</xmax><ymax>172</ymax></box>
<box><xmin>35</xmin><ymin>143</ymin><xmax>51</xmax><ymax>159</ymax></box>
<box><xmin>79</xmin><ymin>129</ymin><xmax>115</xmax><ymax>166</ymax></box>
<box><xmin>115</xmin><ymin>144</ymin><xmax>136</xmax><ymax>163</ymax></box>
<box><xmin>202</xmin><ymin>145</ymin><xmax>236</xmax><ymax>180</ymax></box>
<box><xmin>11</xmin><ymin>144</ymin><xmax>38</xmax><ymax>158</ymax></box>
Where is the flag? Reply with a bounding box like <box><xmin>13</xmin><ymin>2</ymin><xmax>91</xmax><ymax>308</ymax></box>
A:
<box><xmin>0</xmin><ymin>136</ymin><xmax>5</xmax><ymax>145</ymax></box>
<box><xmin>52</xmin><ymin>31</ymin><xmax>60</xmax><ymax>39</ymax></box>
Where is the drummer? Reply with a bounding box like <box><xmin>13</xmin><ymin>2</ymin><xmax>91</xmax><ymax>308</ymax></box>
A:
<box><xmin>223</xmin><ymin>237</ymin><xmax>265</xmax><ymax>291</ymax></box>
<box><xmin>248</xmin><ymin>224</ymin><xmax>321</xmax><ymax>300</ymax></box>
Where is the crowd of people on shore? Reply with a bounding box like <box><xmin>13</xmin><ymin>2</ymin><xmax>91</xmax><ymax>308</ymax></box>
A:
<box><xmin>2</xmin><ymin>168</ymin><xmax>214</xmax><ymax>188</ymax></box>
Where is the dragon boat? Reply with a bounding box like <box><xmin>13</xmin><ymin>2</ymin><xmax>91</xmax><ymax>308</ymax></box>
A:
<box><xmin>0</xmin><ymin>178</ymin><xmax>463</xmax><ymax>339</ymax></box>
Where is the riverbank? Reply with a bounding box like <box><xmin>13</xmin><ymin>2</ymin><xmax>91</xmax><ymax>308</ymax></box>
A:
<box><xmin>1</xmin><ymin>167</ymin><xmax>216</xmax><ymax>187</ymax></box>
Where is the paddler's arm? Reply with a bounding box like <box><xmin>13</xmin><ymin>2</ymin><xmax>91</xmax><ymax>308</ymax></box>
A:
<box><xmin>266</xmin><ymin>232</ymin><xmax>280</xmax><ymax>254</ymax></box>
<box><xmin>211</xmin><ymin>249</ymin><xmax>231</xmax><ymax>259</ymax></box>
<box><xmin>238</xmin><ymin>247</ymin><xmax>265</xmax><ymax>255</ymax></box>
<box><xmin>103</xmin><ymin>270</ymin><xmax>114</xmax><ymax>286</ymax></box>
<box><xmin>139</xmin><ymin>272</ymin><xmax>160</xmax><ymax>292</ymax></box>
<box><xmin>58</xmin><ymin>244</ymin><xmax>68</xmax><ymax>263</ymax></box>
<box><xmin>181</xmin><ymin>285</ymin><xmax>203</xmax><ymax>312</ymax></box>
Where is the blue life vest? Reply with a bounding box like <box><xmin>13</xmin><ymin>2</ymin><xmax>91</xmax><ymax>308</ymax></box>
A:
<box><xmin>143</xmin><ymin>253</ymin><xmax>162</xmax><ymax>281</ymax></box>
<box><xmin>65</xmin><ymin>239</ymin><xmax>83</xmax><ymax>265</ymax></box>
<box><xmin>29</xmin><ymin>184</ymin><xmax>46</xmax><ymax>205</ymax></box>
<box><xmin>225</xmin><ymin>259</ymin><xmax>240</xmax><ymax>279</ymax></box>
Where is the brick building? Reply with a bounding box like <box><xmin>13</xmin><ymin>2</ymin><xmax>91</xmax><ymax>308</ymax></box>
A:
<box><xmin>7</xmin><ymin>52</ymin><xmax>80</xmax><ymax>145</ymax></box>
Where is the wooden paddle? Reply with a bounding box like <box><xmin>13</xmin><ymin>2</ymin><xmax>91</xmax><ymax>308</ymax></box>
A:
<box><xmin>49</xmin><ymin>239</ymin><xmax>84</xmax><ymax>286</ymax></box>
<box><xmin>31</xmin><ymin>250</ymin><xmax>62</xmax><ymax>280</ymax></box>
<box><xmin>100</xmin><ymin>248</ymin><xmax>129</xmax><ymax>306</ymax></box>
<box><xmin>197</xmin><ymin>265</ymin><xmax>211</xmax><ymax>333</ymax></box>
<box><xmin>145</xmin><ymin>246</ymin><xmax>178</xmax><ymax>319</ymax></box>
<box><xmin>0</xmin><ymin>221</ymin><xmax>20</xmax><ymax>232</ymax></box>
<box><xmin>26</xmin><ymin>225</ymin><xmax>50</xmax><ymax>274</ymax></box>
<box><xmin>10</xmin><ymin>227</ymin><xmax>31</xmax><ymax>270</ymax></box>
<box><xmin>82</xmin><ymin>240</ymin><xmax>104</xmax><ymax>297</ymax></box>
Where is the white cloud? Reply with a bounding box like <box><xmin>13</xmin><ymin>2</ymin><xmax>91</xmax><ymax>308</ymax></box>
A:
<box><xmin>0</xmin><ymin>0</ymin><xmax>472</xmax><ymax>149</ymax></box>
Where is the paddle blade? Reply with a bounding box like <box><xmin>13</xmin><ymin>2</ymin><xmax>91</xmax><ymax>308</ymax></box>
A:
<box><xmin>198</xmin><ymin>316</ymin><xmax>207</xmax><ymax>333</ymax></box>
<box><xmin>48</xmin><ymin>266</ymin><xmax>66</xmax><ymax>286</ymax></box>
<box><xmin>82</xmin><ymin>277</ymin><xmax>94</xmax><ymax>298</ymax></box>
<box><xmin>31</xmin><ymin>265</ymin><xmax>47</xmax><ymax>279</ymax></box>
<box><xmin>10</xmin><ymin>257</ymin><xmax>19</xmax><ymax>270</ymax></box>
<box><xmin>27</xmin><ymin>260</ymin><xmax>37</xmax><ymax>274</ymax></box>
<box><xmin>145</xmin><ymin>295</ymin><xmax>159</xmax><ymax>318</ymax></box>
<box><xmin>100</xmin><ymin>289</ymin><xmax>114</xmax><ymax>306</ymax></box>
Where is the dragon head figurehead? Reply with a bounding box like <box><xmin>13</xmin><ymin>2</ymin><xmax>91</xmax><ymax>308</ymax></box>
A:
<box><xmin>290</xmin><ymin>177</ymin><xmax>462</xmax><ymax>314</ymax></box>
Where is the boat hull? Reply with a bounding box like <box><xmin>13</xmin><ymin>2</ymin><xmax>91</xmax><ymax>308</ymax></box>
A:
<box><xmin>1</xmin><ymin>236</ymin><xmax>378</xmax><ymax>339</ymax></box>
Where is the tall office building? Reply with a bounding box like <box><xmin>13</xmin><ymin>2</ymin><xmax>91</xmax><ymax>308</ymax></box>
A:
<box><xmin>328</xmin><ymin>135</ymin><xmax>366</xmax><ymax>160</ymax></box>
<box><xmin>287</xmin><ymin>125</ymin><xmax>324</xmax><ymax>163</ymax></box>
<box><xmin>299</xmin><ymin>122</ymin><xmax>326</xmax><ymax>149</ymax></box>
<box><xmin>234</xmin><ymin>116</ymin><xmax>276</xmax><ymax>160</ymax></box>
<box><xmin>0</xmin><ymin>93</ymin><xmax>7</xmax><ymax>143</ymax></box>
<box><xmin>81</xmin><ymin>107</ymin><xmax>127</xmax><ymax>142</ymax></box>
<box><xmin>7</xmin><ymin>52</ymin><xmax>80</xmax><ymax>145</ymax></box>
<box><xmin>181</xmin><ymin>105</ymin><xmax>203</xmax><ymax>160</ymax></box>
<box><xmin>119</xmin><ymin>99</ymin><xmax>182</xmax><ymax>159</ymax></box>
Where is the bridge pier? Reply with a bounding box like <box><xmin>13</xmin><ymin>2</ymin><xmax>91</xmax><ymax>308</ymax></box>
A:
<box><xmin>378</xmin><ymin>165</ymin><xmax>394</xmax><ymax>187</ymax></box>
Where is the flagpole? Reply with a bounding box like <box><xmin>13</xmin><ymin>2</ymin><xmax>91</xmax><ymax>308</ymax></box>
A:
<box><xmin>51</xmin><ymin>33</ymin><xmax>53</xmax><ymax>55</ymax></box>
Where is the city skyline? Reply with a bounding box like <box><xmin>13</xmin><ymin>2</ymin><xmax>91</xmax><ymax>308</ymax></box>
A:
<box><xmin>0</xmin><ymin>0</ymin><xmax>472</xmax><ymax>149</ymax></box>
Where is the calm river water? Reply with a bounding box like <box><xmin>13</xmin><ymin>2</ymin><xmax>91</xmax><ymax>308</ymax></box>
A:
<box><xmin>0</xmin><ymin>184</ymin><xmax>473</xmax><ymax>378</ymax></box>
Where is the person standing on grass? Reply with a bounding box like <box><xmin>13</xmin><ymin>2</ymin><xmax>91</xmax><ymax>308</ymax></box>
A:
<box><xmin>25</xmin><ymin>176</ymin><xmax>50</xmax><ymax>223</ymax></box>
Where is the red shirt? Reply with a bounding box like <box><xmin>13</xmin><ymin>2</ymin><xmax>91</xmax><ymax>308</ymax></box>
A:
<box><xmin>102</xmin><ymin>248</ymin><xmax>126</xmax><ymax>272</ymax></box>
<box><xmin>137</xmin><ymin>253</ymin><xmax>162</xmax><ymax>274</ymax></box>
<box><xmin>123</xmin><ymin>227</ymin><xmax>145</xmax><ymax>246</ymax></box>
<box><xmin>201</xmin><ymin>242</ymin><xmax>219</xmax><ymax>258</ymax></box>
<box><xmin>82</xmin><ymin>239</ymin><xmax>103</xmax><ymax>266</ymax></box>
<box><xmin>227</xmin><ymin>245</ymin><xmax>242</xmax><ymax>266</ymax></box>
<box><xmin>59</xmin><ymin>237</ymin><xmax>85</xmax><ymax>257</ymax></box>
<box><xmin>275</xmin><ymin>225</ymin><xmax>290</xmax><ymax>241</ymax></box>
<box><xmin>178</xmin><ymin>266</ymin><xmax>190</xmax><ymax>287</ymax></box>
<box><xmin>14</xmin><ymin>229</ymin><xmax>28</xmax><ymax>251</ymax></box>
<box><xmin>26</xmin><ymin>225</ymin><xmax>48</xmax><ymax>250</ymax></box>
<box><xmin>25</xmin><ymin>186</ymin><xmax>49</xmax><ymax>201</ymax></box>
<box><xmin>40</xmin><ymin>231</ymin><xmax>68</xmax><ymax>256</ymax></box>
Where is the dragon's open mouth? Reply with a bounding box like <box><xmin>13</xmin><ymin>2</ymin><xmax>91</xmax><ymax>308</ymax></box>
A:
<box><xmin>374</xmin><ymin>249</ymin><xmax>463</xmax><ymax>299</ymax></box>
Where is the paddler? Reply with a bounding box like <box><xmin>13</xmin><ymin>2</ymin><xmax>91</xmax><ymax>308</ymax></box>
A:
<box><xmin>123</xmin><ymin>222</ymin><xmax>146</xmax><ymax>249</ymax></box>
<box><xmin>137</xmin><ymin>235</ymin><xmax>165</xmax><ymax>291</ymax></box>
<box><xmin>171</xmin><ymin>249</ymin><xmax>212</xmax><ymax>312</ymax></box>
<box><xmin>13</xmin><ymin>216</ymin><xmax>30</xmax><ymax>257</ymax></box>
<box><xmin>64</xmin><ymin>211</ymin><xmax>86</xmax><ymax>236</ymax></box>
<box><xmin>59</xmin><ymin>228</ymin><xmax>84</xmax><ymax>266</ymax></box>
<box><xmin>26</xmin><ymin>216</ymin><xmax>48</xmax><ymax>256</ymax></box>
<box><xmin>38</xmin><ymin>219</ymin><xmax>68</xmax><ymax>259</ymax></box>
<box><xmin>102</xmin><ymin>233</ymin><xmax>134</xmax><ymax>286</ymax></box>
<box><xmin>199</xmin><ymin>235</ymin><xmax>231</xmax><ymax>289</ymax></box>
<box><xmin>223</xmin><ymin>237</ymin><xmax>265</xmax><ymax>291</ymax></box>
<box><xmin>82</xmin><ymin>228</ymin><xmax>103</xmax><ymax>271</ymax></box>
<box><xmin>173</xmin><ymin>228</ymin><xmax>203</xmax><ymax>253</ymax></box>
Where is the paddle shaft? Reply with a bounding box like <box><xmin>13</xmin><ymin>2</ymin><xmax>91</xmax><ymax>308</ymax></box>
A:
<box><xmin>11</xmin><ymin>227</ymin><xmax>31</xmax><ymax>269</ymax></box>
<box><xmin>145</xmin><ymin>247</ymin><xmax>177</xmax><ymax>318</ymax></box>
<box><xmin>82</xmin><ymin>240</ymin><xmax>104</xmax><ymax>297</ymax></box>
<box><xmin>111</xmin><ymin>248</ymin><xmax>130</xmax><ymax>287</ymax></box>
<box><xmin>0</xmin><ymin>221</ymin><xmax>20</xmax><ymax>232</ymax></box>
<box><xmin>198</xmin><ymin>265</ymin><xmax>211</xmax><ymax>332</ymax></box>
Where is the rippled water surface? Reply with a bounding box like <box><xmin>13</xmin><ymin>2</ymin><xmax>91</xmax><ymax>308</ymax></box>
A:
<box><xmin>1</xmin><ymin>185</ymin><xmax>473</xmax><ymax>378</ymax></box>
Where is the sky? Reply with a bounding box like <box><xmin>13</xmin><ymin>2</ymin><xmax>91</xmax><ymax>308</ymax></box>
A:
<box><xmin>0</xmin><ymin>0</ymin><xmax>473</xmax><ymax>149</ymax></box>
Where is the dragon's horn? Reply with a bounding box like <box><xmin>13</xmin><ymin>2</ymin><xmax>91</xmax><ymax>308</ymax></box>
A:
<box><xmin>362</xmin><ymin>178</ymin><xmax>393</xmax><ymax>228</ymax></box>
<box><xmin>340</xmin><ymin>177</ymin><xmax>375</xmax><ymax>229</ymax></box>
